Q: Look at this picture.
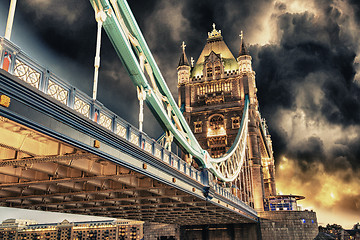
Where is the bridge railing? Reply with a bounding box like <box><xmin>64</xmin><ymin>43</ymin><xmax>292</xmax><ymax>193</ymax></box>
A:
<box><xmin>0</xmin><ymin>37</ymin><xmax>246</xmax><ymax>206</ymax></box>
<box><xmin>0</xmin><ymin>38</ymin><xmax>202</xmax><ymax>183</ymax></box>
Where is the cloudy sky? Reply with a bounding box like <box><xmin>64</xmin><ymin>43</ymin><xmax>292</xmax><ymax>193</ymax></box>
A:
<box><xmin>1</xmin><ymin>0</ymin><xmax>359</xmax><ymax>229</ymax></box>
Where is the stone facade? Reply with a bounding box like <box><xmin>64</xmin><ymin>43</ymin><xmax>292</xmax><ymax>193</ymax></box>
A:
<box><xmin>259</xmin><ymin>211</ymin><xmax>318</xmax><ymax>240</ymax></box>
<box><xmin>175</xmin><ymin>25</ymin><xmax>318</xmax><ymax>240</ymax></box>
<box><xmin>177</xmin><ymin>25</ymin><xmax>276</xmax><ymax>211</ymax></box>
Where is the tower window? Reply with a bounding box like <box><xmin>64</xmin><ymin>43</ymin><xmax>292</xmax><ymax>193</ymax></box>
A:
<box><xmin>232</xmin><ymin>117</ymin><xmax>240</xmax><ymax>129</ymax></box>
<box><xmin>207</xmin><ymin>114</ymin><xmax>226</xmax><ymax>137</ymax></box>
<box><xmin>215</xmin><ymin>66</ymin><xmax>221</xmax><ymax>76</ymax></box>
<box><xmin>209</xmin><ymin>115</ymin><xmax>224</xmax><ymax>130</ymax></box>
<box><xmin>207</xmin><ymin>67</ymin><xmax>213</xmax><ymax>77</ymax></box>
<box><xmin>194</xmin><ymin>121</ymin><xmax>202</xmax><ymax>133</ymax></box>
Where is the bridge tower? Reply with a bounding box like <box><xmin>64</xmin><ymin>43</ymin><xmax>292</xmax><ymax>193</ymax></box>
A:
<box><xmin>177</xmin><ymin>24</ymin><xmax>277</xmax><ymax>212</ymax></box>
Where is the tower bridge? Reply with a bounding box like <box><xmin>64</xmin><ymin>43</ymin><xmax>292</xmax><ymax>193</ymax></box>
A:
<box><xmin>0</xmin><ymin>37</ymin><xmax>256</xmax><ymax>225</ymax></box>
<box><xmin>0</xmin><ymin>0</ymin><xmax>319</xmax><ymax>239</ymax></box>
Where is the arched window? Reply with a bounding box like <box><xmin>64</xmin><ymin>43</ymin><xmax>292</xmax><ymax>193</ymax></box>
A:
<box><xmin>207</xmin><ymin>114</ymin><xmax>226</xmax><ymax>137</ymax></box>
<box><xmin>206</xmin><ymin>67</ymin><xmax>213</xmax><ymax>77</ymax></box>
<box><xmin>232</xmin><ymin>117</ymin><xmax>240</xmax><ymax>129</ymax></box>
<box><xmin>209</xmin><ymin>115</ymin><xmax>224</xmax><ymax>130</ymax></box>
<box><xmin>215</xmin><ymin>66</ymin><xmax>221</xmax><ymax>76</ymax></box>
<box><xmin>194</xmin><ymin>121</ymin><xmax>202</xmax><ymax>133</ymax></box>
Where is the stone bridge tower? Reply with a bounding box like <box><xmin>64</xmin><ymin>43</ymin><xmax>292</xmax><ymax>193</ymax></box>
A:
<box><xmin>177</xmin><ymin>25</ymin><xmax>276</xmax><ymax>212</ymax></box>
<box><xmin>177</xmin><ymin>25</ymin><xmax>318</xmax><ymax>240</ymax></box>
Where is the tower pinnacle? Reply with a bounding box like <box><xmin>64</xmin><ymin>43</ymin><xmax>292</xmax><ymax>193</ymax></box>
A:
<box><xmin>238</xmin><ymin>30</ymin><xmax>249</xmax><ymax>57</ymax></box>
<box><xmin>178</xmin><ymin>41</ymin><xmax>190</xmax><ymax>67</ymax></box>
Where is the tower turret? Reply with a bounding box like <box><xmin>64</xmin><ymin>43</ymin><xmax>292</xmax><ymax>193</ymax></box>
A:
<box><xmin>177</xmin><ymin>41</ymin><xmax>191</xmax><ymax>85</ymax></box>
<box><xmin>237</xmin><ymin>31</ymin><xmax>257</xmax><ymax>105</ymax></box>
<box><xmin>177</xmin><ymin>42</ymin><xmax>191</xmax><ymax>111</ymax></box>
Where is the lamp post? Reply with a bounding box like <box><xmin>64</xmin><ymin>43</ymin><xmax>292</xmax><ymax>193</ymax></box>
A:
<box><xmin>92</xmin><ymin>10</ymin><xmax>107</xmax><ymax>100</ymax></box>
<box><xmin>137</xmin><ymin>86</ymin><xmax>146</xmax><ymax>132</ymax></box>
<box><xmin>5</xmin><ymin>0</ymin><xmax>17</xmax><ymax>40</ymax></box>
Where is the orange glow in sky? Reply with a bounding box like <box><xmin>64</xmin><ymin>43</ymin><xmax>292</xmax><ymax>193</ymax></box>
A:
<box><xmin>276</xmin><ymin>157</ymin><xmax>360</xmax><ymax>228</ymax></box>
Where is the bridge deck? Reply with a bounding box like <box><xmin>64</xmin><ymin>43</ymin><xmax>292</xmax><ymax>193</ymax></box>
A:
<box><xmin>0</xmin><ymin>116</ymin><xmax>242</xmax><ymax>224</ymax></box>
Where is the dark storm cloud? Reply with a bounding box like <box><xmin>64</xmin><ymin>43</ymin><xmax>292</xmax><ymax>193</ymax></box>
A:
<box><xmin>8</xmin><ymin>0</ymin><xmax>360</xmax><ymax>172</ymax></box>
<box><xmin>11</xmin><ymin>0</ymin><xmax>360</xmax><ymax>172</ymax></box>
<box><xmin>348</xmin><ymin>0</ymin><xmax>360</xmax><ymax>23</ymax></box>
<box><xmin>249</xmin><ymin>0</ymin><xmax>360</xmax><ymax>176</ymax></box>
<box><xmin>18</xmin><ymin>1</ymin><xmax>96</xmax><ymax>65</ymax></box>
<box><xmin>254</xmin><ymin>9</ymin><xmax>360</xmax><ymax>118</ymax></box>
<box><xmin>243</xmin><ymin>0</ymin><xmax>360</xmax><ymax>217</ymax></box>
<box><xmin>289</xmin><ymin>136</ymin><xmax>326</xmax><ymax>167</ymax></box>
<box><xmin>332</xmin><ymin>133</ymin><xmax>360</xmax><ymax>170</ymax></box>
<box><xmin>2</xmin><ymin>0</ymin><xmax>360</xmax><ymax>226</ymax></box>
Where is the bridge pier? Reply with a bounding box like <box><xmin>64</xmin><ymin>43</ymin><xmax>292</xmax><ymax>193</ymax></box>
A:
<box><xmin>180</xmin><ymin>223</ymin><xmax>259</xmax><ymax>240</ymax></box>
<box><xmin>143</xmin><ymin>222</ymin><xmax>260</xmax><ymax>240</ymax></box>
<box><xmin>144</xmin><ymin>212</ymin><xmax>319</xmax><ymax>240</ymax></box>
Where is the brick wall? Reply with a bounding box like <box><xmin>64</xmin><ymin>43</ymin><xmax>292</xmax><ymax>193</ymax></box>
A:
<box><xmin>259</xmin><ymin>210</ymin><xmax>318</xmax><ymax>240</ymax></box>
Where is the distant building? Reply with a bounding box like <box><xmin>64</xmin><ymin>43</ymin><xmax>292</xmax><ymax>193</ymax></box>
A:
<box><xmin>0</xmin><ymin>219</ymin><xmax>38</xmax><ymax>229</ymax></box>
<box><xmin>314</xmin><ymin>232</ymin><xmax>336</xmax><ymax>240</ymax></box>
<box><xmin>0</xmin><ymin>219</ymin><xmax>143</xmax><ymax>240</ymax></box>
<box><xmin>0</xmin><ymin>219</ymin><xmax>38</xmax><ymax>239</ymax></box>
<box><xmin>318</xmin><ymin>223</ymin><xmax>360</xmax><ymax>240</ymax></box>
<box><xmin>345</xmin><ymin>229</ymin><xmax>360</xmax><ymax>240</ymax></box>
<box><xmin>264</xmin><ymin>194</ymin><xmax>305</xmax><ymax>211</ymax></box>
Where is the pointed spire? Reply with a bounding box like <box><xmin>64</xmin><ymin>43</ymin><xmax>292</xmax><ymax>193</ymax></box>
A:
<box><xmin>238</xmin><ymin>30</ymin><xmax>249</xmax><ymax>57</ymax></box>
<box><xmin>178</xmin><ymin>41</ymin><xmax>190</xmax><ymax>67</ymax></box>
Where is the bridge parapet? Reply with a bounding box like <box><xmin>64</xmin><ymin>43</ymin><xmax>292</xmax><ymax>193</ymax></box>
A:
<box><xmin>0</xmin><ymin>37</ymin><xmax>247</xmax><ymax>208</ymax></box>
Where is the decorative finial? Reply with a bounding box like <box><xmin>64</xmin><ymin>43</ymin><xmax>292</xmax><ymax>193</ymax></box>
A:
<box><xmin>238</xmin><ymin>30</ymin><xmax>249</xmax><ymax>57</ymax></box>
<box><xmin>181</xmin><ymin>41</ymin><xmax>186</xmax><ymax>52</ymax></box>
<box><xmin>191</xmin><ymin>57</ymin><xmax>194</xmax><ymax>67</ymax></box>
<box><xmin>208</xmin><ymin>23</ymin><xmax>222</xmax><ymax>38</ymax></box>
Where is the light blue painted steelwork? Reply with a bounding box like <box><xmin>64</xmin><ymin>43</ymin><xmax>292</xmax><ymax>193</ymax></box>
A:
<box><xmin>0</xmin><ymin>38</ymin><xmax>257</xmax><ymax>220</ymax></box>
<box><xmin>0</xmin><ymin>70</ymin><xmax>258</xmax><ymax>221</ymax></box>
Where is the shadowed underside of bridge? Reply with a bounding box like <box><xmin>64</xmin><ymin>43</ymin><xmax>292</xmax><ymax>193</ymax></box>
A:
<box><xmin>0</xmin><ymin>70</ymin><xmax>257</xmax><ymax>225</ymax></box>
<box><xmin>0</xmin><ymin>117</ymin><xmax>248</xmax><ymax>225</ymax></box>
